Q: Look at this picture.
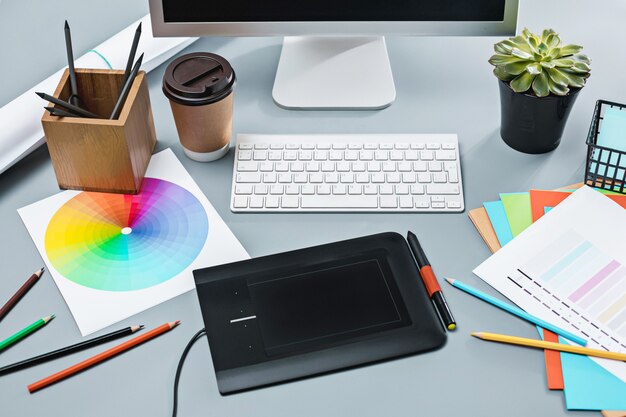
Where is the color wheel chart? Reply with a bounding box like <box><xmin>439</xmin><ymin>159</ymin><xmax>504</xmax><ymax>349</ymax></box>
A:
<box><xmin>44</xmin><ymin>178</ymin><xmax>209</xmax><ymax>291</ymax></box>
<box><xmin>508</xmin><ymin>229</ymin><xmax>626</xmax><ymax>352</ymax></box>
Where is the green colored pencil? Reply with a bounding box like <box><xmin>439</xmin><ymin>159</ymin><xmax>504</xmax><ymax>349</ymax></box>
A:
<box><xmin>0</xmin><ymin>315</ymin><xmax>55</xmax><ymax>352</ymax></box>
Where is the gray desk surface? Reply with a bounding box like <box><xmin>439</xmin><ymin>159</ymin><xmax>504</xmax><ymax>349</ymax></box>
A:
<box><xmin>1</xmin><ymin>0</ymin><xmax>625</xmax><ymax>415</ymax></box>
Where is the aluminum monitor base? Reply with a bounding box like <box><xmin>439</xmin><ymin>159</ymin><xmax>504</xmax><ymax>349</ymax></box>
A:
<box><xmin>272</xmin><ymin>36</ymin><xmax>396</xmax><ymax>110</ymax></box>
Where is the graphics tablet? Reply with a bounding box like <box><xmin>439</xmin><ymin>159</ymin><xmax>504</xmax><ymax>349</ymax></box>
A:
<box><xmin>193</xmin><ymin>232</ymin><xmax>446</xmax><ymax>395</ymax></box>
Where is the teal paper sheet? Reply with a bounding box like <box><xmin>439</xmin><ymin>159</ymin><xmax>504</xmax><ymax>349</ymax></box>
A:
<box><xmin>483</xmin><ymin>200</ymin><xmax>513</xmax><ymax>246</ymax></box>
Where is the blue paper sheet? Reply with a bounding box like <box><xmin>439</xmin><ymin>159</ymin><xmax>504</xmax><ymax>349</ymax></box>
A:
<box><xmin>483</xmin><ymin>200</ymin><xmax>514</xmax><ymax>246</ymax></box>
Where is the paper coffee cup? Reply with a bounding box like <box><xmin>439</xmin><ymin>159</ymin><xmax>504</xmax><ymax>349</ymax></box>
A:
<box><xmin>162</xmin><ymin>53</ymin><xmax>236</xmax><ymax>162</ymax></box>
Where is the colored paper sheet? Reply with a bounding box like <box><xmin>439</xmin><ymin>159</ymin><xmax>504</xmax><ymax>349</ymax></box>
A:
<box><xmin>559</xmin><ymin>336</ymin><xmax>626</xmax><ymax>410</ymax></box>
<box><xmin>530</xmin><ymin>189</ymin><xmax>626</xmax><ymax>222</ymax></box>
<box><xmin>590</xmin><ymin>106</ymin><xmax>626</xmax><ymax>180</ymax></box>
<box><xmin>499</xmin><ymin>192</ymin><xmax>532</xmax><ymax>237</ymax></box>
<box><xmin>543</xmin><ymin>329</ymin><xmax>565</xmax><ymax>389</ymax></box>
<box><xmin>483</xmin><ymin>201</ymin><xmax>514</xmax><ymax>246</ymax></box>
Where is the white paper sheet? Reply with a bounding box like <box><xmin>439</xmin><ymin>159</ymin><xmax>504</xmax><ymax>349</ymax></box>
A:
<box><xmin>18</xmin><ymin>149</ymin><xmax>248</xmax><ymax>335</ymax></box>
<box><xmin>473</xmin><ymin>186</ymin><xmax>626</xmax><ymax>383</ymax></box>
<box><xmin>0</xmin><ymin>14</ymin><xmax>197</xmax><ymax>175</ymax></box>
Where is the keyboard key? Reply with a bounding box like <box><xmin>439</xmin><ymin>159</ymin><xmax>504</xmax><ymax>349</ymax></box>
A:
<box><xmin>235</xmin><ymin>184</ymin><xmax>253</xmax><ymax>194</ymax></box>
<box><xmin>290</xmin><ymin>161</ymin><xmax>304</xmax><ymax>172</ymax></box>
<box><xmin>410</xmin><ymin>143</ymin><xmax>425</xmax><ymax>150</ymax></box>
<box><xmin>367</xmin><ymin>161</ymin><xmax>381</xmax><ymax>172</ymax></box>
<box><xmin>447</xmin><ymin>168</ymin><xmax>459</xmax><ymax>183</ymax></box>
<box><xmin>285</xmin><ymin>143</ymin><xmax>299</xmax><ymax>150</ymax></box>
<box><xmin>371</xmin><ymin>173</ymin><xmax>386</xmax><ymax>183</ymax></box>
<box><xmin>382</xmin><ymin>162</ymin><xmax>396</xmax><ymax>172</ymax></box>
<box><xmin>262</xmin><ymin>173</ymin><xmax>277</xmax><ymax>183</ymax></box>
<box><xmin>348</xmin><ymin>184</ymin><xmax>362</xmax><ymax>194</ymax></box>
<box><xmin>267</xmin><ymin>151</ymin><xmax>283</xmax><ymax>161</ymax></box>
<box><xmin>329</xmin><ymin>151</ymin><xmax>343</xmax><ymax>161</ymax></box>
<box><xmin>363</xmin><ymin>143</ymin><xmax>377</xmax><ymax>150</ymax></box>
<box><xmin>310</xmin><ymin>173</ymin><xmax>324</xmax><ymax>183</ymax></box>
<box><xmin>379</xmin><ymin>184</ymin><xmax>394</xmax><ymax>195</ymax></box>
<box><xmin>324</xmin><ymin>173</ymin><xmax>339</xmax><ymax>183</ymax></box>
<box><xmin>395</xmin><ymin>184</ymin><xmax>409</xmax><ymax>195</ymax></box>
<box><xmin>285</xmin><ymin>185</ymin><xmax>299</xmax><ymax>195</ymax></box>
<box><xmin>415</xmin><ymin>197</ymin><xmax>430</xmax><ymax>208</ymax></box>
<box><xmin>250</xmin><ymin>195</ymin><xmax>264</xmax><ymax>208</ymax></box>
<box><xmin>390</xmin><ymin>150</ymin><xmax>403</xmax><ymax>161</ymax></box>
<box><xmin>395</xmin><ymin>143</ymin><xmax>409</xmax><ymax>150</ymax></box>
<box><xmin>447</xmin><ymin>201</ymin><xmax>462</xmax><ymax>209</ymax></box>
<box><xmin>265</xmin><ymin>196</ymin><xmax>280</xmax><ymax>208</ymax></box>
<box><xmin>398</xmin><ymin>162</ymin><xmax>412</xmax><ymax>172</ymax></box>
<box><xmin>306</xmin><ymin>161</ymin><xmax>320</xmax><ymax>171</ymax></box>
<box><xmin>270</xmin><ymin>143</ymin><xmax>284</xmax><ymax>150</ymax></box>
<box><xmin>238</xmin><ymin>150</ymin><xmax>252</xmax><ymax>160</ymax></box>
<box><xmin>374</xmin><ymin>150</ymin><xmax>389</xmax><ymax>160</ymax></box>
<box><xmin>399</xmin><ymin>196</ymin><xmax>413</xmax><ymax>208</ymax></box>
<box><xmin>233</xmin><ymin>196</ymin><xmax>248</xmax><ymax>208</ymax></box>
<box><xmin>254</xmin><ymin>143</ymin><xmax>269</xmax><ymax>149</ymax></box>
<box><xmin>345</xmin><ymin>150</ymin><xmax>359</xmax><ymax>161</ymax></box>
<box><xmin>430</xmin><ymin>195</ymin><xmax>445</xmax><ymax>202</ymax></box>
<box><xmin>442</xmin><ymin>143</ymin><xmax>456</xmax><ymax>150</ymax></box>
<box><xmin>380</xmin><ymin>143</ymin><xmax>393</xmax><ymax>150</ymax></box>
<box><xmin>387</xmin><ymin>172</ymin><xmax>401</xmax><ymax>183</ymax></box>
<box><xmin>420</xmin><ymin>150</ymin><xmax>434</xmax><ymax>160</ymax></box>
<box><xmin>254</xmin><ymin>184</ymin><xmax>268</xmax><ymax>195</ymax></box>
<box><xmin>301</xmin><ymin>195</ymin><xmax>378</xmax><ymax>208</ymax></box>
<box><xmin>428</xmin><ymin>161</ymin><xmax>442</xmax><ymax>172</ymax></box>
<box><xmin>417</xmin><ymin>172</ymin><xmax>431</xmax><ymax>183</ymax></box>
<box><xmin>340</xmin><ymin>173</ymin><xmax>354</xmax><ymax>183</ymax></box>
<box><xmin>426</xmin><ymin>184</ymin><xmax>460</xmax><ymax>195</ymax></box>
<box><xmin>380</xmin><ymin>196</ymin><xmax>397</xmax><ymax>208</ymax></box>
<box><xmin>402</xmin><ymin>172</ymin><xmax>416</xmax><ymax>183</ymax></box>
<box><xmin>299</xmin><ymin>150</ymin><xmax>313</xmax><ymax>160</ymax></box>
<box><xmin>426</xmin><ymin>143</ymin><xmax>440</xmax><ymax>150</ymax></box>
<box><xmin>281</xmin><ymin>196</ymin><xmax>299</xmax><ymax>208</ymax></box>
<box><xmin>293</xmin><ymin>173</ymin><xmax>308</xmax><ymax>183</ymax></box>
<box><xmin>284</xmin><ymin>151</ymin><xmax>297</xmax><ymax>160</ymax></box>
<box><xmin>332</xmin><ymin>184</ymin><xmax>347</xmax><ymax>194</ymax></box>
<box><xmin>314</xmin><ymin>151</ymin><xmax>329</xmax><ymax>160</ymax></box>
<box><xmin>405</xmin><ymin>150</ymin><xmax>419</xmax><ymax>160</ymax></box>
<box><xmin>352</xmin><ymin>161</ymin><xmax>366</xmax><ymax>172</ymax></box>
<box><xmin>237</xmin><ymin>161</ymin><xmax>259</xmax><ymax>172</ymax></box>
<box><xmin>302</xmin><ymin>143</ymin><xmax>315</xmax><ymax>150</ymax></box>
<box><xmin>270</xmin><ymin>185</ymin><xmax>284</xmax><ymax>194</ymax></box>
<box><xmin>321</xmin><ymin>162</ymin><xmax>335</xmax><ymax>171</ymax></box>
<box><xmin>275</xmin><ymin>162</ymin><xmax>289</xmax><ymax>172</ymax></box>
<box><xmin>410</xmin><ymin>184</ymin><xmax>425</xmax><ymax>194</ymax></box>
<box><xmin>336</xmin><ymin>162</ymin><xmax>351</xmax><ymax>172</ymax></box>
<box><xmin>431</xmin><ymin>202</ymin><xmax>446</xmax><ymax>209</ymax></box>
<box><xmin>432</xmin><ymin>172</ymin><xmax>447</xmax><ymax>183</ymax></box>
<box><xmin>332</xmin><ymin>143</ymin><xmax>347</xmax><ymax>150</ymax></box>
<box><xmin>317</xmin><ymin>143</ymin><xmax>331</xmax><ymax>149</ymax></box>
<box><xmin>348</xmin><ymin>143</ymin><xmax>362</xmax><ymax>150</ymax></box>
<box><xmin>359</xmin><ymin>150</ymin><xmax>374</xmax><ymax>160</ymax></box>
<box><xmin>236</xmin><ymin>173</ymin><xmax>261</xmax><ymax>183</ymax></box>
<box><xmin>260</xmin><ymin>161</ymin><xmax>274</xmax><ymax>171</ymax></box>
<box><xmin>278</xmin><ymin>173</ymin><xmax>292</xmax><ymax>183</ymax></box>
<box><xmin>253</xmin><ymin>150</ymin><xmax>268</xmax><ymax>160</ymax></box>
<box><xmin>436</xmin><ymin>150</ymin><xmax>456</xmax><ymax>160</ymax></box>
<box><xmin>413</xmin><ymin>161</ymin><xmax>427</xmax><ymax>172</ymax></box>
<box><xmin>301</xmin><ymin>185</ymin><xmax>315</xmax><ymax>195</ymax></box>
<box><xmin>364</xmin><ymin>184</ymin><xmax>378</xmax><ymax>195</ymax></box>
<box><xmin>356</xmin><ymin>173</ymin><xmax>369</xmax><ymax>183</ymax></box>
<box><xmin>317</xmin><ymin>184</ymin><xmax>331</xmax><ymax>195</ymax></box>
<box><xmin>239</xmin><ymin>143</ymin><xmax>253</xmax><ymax>150</ymax></box>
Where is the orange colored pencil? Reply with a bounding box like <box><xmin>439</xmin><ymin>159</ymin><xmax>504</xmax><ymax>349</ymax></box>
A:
<box><xmin>28</xmin><ymin>321</ymin><xmax>180</xmax><ymax>393</ymax></box>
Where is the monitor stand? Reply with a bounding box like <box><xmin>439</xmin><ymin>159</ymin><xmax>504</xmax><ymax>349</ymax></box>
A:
<box><xmin>272</xmin><ymin>36</ymin><xmax>396</xmax><ymax>110</ymax></box>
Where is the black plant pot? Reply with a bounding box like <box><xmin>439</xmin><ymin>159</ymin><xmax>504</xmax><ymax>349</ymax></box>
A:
<box><xmin>498</xmin><ymin>80</ymin><xmax>581</xmax><ymax>154</ymax></box>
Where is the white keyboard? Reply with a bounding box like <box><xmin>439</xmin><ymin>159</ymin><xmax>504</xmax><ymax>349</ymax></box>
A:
<box><xmin>230</xmin><ymin>134</ymin><xmax>464</xmax><ymax>212</ymax></box>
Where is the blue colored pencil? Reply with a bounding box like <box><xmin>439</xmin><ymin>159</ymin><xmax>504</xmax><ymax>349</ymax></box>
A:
<box><xmin>445</xmin><ymin>278</ymin><xmax>587</xmax><ymax>346</ymax></box>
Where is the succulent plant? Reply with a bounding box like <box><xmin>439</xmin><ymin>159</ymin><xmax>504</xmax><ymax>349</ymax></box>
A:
<box><xmin>489</xmin><ymin>28</ymin><xmax>591</xmax><ymax>97</ymax></box>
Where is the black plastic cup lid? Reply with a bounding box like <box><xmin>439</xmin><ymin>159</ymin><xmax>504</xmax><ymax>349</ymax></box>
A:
<box><xmin>162</xmin><ymin>52</ymin><xmax>236</xmax><ymax>106</ymax></box>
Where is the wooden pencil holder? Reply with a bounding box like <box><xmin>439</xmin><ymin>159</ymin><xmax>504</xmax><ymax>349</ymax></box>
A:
<box><xmin>42</xmin><ymin>68</ymin><xmax>157</xmax><ymax>194</ymax></box>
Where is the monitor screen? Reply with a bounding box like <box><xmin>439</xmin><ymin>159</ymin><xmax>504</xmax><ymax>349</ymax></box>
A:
<box><xmin>162</xmin><ymin>0</ymin><xmax>506</xmax><ymax>23</ymax></box>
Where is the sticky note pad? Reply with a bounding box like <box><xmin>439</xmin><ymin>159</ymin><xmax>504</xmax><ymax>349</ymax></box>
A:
<box><xmin>499</xmin><ymin>192</ymin><xmax>532</xmax><ymax>237</ymax></box>
<box><xmin>483</xmin><ymin>200</ymin><xmax>514</xmax><ymax>246</ymax></box>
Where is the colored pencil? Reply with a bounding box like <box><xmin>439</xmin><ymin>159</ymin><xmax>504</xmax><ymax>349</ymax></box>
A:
<box><xmin>110</xmin><ymin>53</ymin><xmax>143</xmax><ymax>119</ymax></box>
<box><xmin>64</xmin><ymin>20</ymin><xmax>79</xmax><ymax>106</ymax></box>
<box><xmin>44</xmin><ymin>106</ymin><xmax>79</xmax><ymax>118</ymax></box>
<box><xmin>445</xmin><ymin>278</ymin><xmax>587</xmax><ymax>346</ymax></box>
<box><xmin>471</xmin><ymin>332</ymin><xmax>626</xmax><ymax>362</ymax></box>
<box><xmin>0</xmin><ymin>267</ymin><xmax>44</xmax><ymax>323</ymax></box>
<box><xmin>0</xmin><ymin>325</ymin><xmax>143</xmax><ymax>376</ymax></box>
<box><xmin>35</xmin><ymin>92</ymin><xmax>100</xmax><ymax>118</ymax></box>
<box><xmin>0</xmin><ymin>315</ymin><xmax>55</xmax><ymax>353</ymax></box>
<box><xmin>122</xmin><ymin>22</ymin><xmax>142</xmax><ymax>88</ymax></box>
<box><xmin>28</xmin><ymin>321</ymin><xmax>180</xmax><ymax>393</ymax></box>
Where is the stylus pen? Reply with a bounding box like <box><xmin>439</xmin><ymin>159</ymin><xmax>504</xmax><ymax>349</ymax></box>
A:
<box><xmin>406</xmin><ymin>231</ymin><xmax>456</xmax><ymax>331</ymax></box>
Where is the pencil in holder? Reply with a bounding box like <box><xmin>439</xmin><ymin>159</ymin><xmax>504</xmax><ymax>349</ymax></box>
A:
<box><xmin>584</xmin><ymin>100</ymin><xmax>626</xmax><ymax>194</ymax></box>
<box><xmin>41</xmin><ymin>68</ymin><xmax>157</xmax><ymax>194</ymax></box>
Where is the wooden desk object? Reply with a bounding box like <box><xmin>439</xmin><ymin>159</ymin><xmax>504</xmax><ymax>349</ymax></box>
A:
<box><xmin>42</xmin><ymin>69</ymin><xmax>156</xmax><ymax>194</ymax></box>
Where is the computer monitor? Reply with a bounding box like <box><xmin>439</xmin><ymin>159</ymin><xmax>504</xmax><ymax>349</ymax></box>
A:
<box><xmin>149</xmin><ymin>0</ymin><xmax>518</xmax><ymax>110</ymax></box>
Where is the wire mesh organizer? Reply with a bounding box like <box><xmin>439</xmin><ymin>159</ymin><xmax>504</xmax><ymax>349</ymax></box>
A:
<box><xmin>585</xmin><ymin>100</ymin><xmax>626</xmax><ymax>194</ymax></box>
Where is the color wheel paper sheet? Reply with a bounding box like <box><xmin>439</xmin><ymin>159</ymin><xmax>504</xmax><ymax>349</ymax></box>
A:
<box><xmin>18</xmin><ymin>149</ymin><xmax>248</xmax><ymax>335</ymax></box>
<box><xmin>474</xmin><ymin>187</ymin><xmax>626</xmax><ymax>384</ymax></box>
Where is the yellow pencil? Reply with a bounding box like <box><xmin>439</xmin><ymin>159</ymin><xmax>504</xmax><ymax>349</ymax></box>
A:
<box><xmin>471</xmin><ymin>332</ymin><xmax>626</xmax><ymax>362</ymax></box>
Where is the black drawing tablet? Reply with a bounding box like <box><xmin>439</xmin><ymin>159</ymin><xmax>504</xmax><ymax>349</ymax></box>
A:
<box><xmin>193</xmin><ymin>232</ymin><xmax>446</xmax><ymax>395</ymax></box>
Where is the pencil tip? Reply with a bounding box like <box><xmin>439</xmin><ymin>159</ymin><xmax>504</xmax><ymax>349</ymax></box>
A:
<box><xmin>170</xmin><ymin>320</ymin><xmax>181</xmax><ymax>328</ymax></box>
<box><xmin>470</xmin><ymin>332</ymin><xmax>482</xmax><ymax>338</ymax></box>
<box><xmin>444</xmin><ymin>277</ymin><xmax>454</xmax><ymax>285</ymax></box>
<box><xmin>137</xmin><ymin>22</ymin><xmax>142</xmax><ymax>30</ymax></box>
<box><xmin>64</xmin><ymin>20</ymin><xmax>69</xmax><ymax>28</ymax></box>
<box><xmin>139</xmin><ymin>324</ymin><xmax>145</xmax><ymax>329</ymax></box>
<box><xmin>35</xmin><ymin>92</ymin><xmax>44</xmax><ymax>98</ymax></box>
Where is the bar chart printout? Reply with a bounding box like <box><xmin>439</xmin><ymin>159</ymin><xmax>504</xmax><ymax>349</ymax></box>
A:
<box><xmin>509</xmin><ymin>229</ymin><xmax>626</xmax><ymax>354</ymax></box>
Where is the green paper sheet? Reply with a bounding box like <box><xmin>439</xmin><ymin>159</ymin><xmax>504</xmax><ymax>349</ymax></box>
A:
<box><xmin>499</xmin><ymin>192</ymin><xmax>532</xmax><ymax>237</ymax></box>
